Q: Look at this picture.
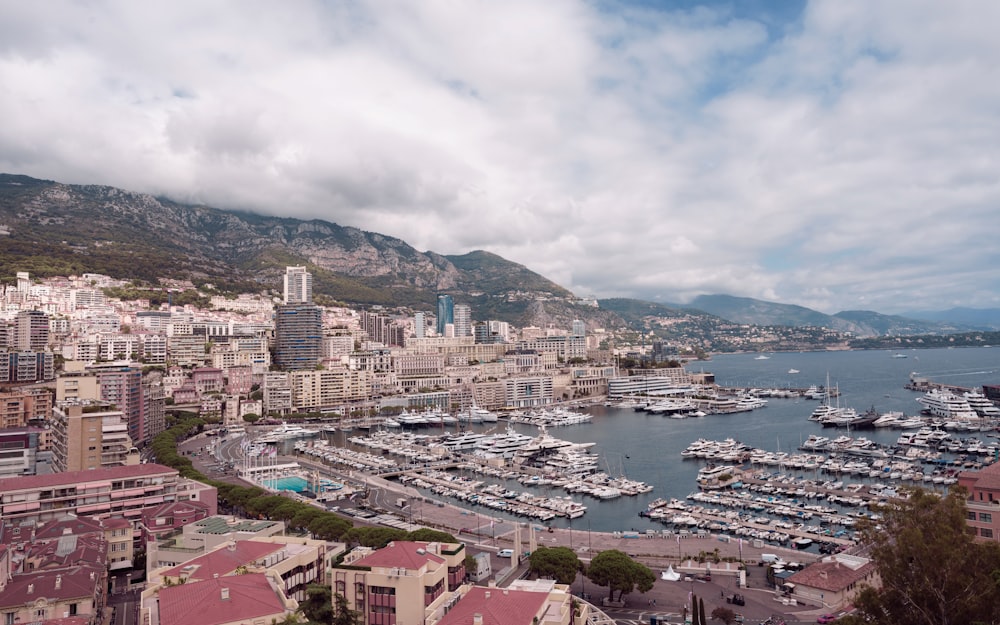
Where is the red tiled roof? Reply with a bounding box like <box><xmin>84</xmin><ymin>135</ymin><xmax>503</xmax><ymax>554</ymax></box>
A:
<box><xmin>27</xmin><ymin>533</ymin><xmax>107</xmax><ymax>570</ymax></box>
<box><xmin>352</xmin><ymin>541</ymin><xmax>445</xmax><ymax>570</ymax></box>
<box><xmin>0</xmin><ymin>463</ymin><xmax>176</xmax><ymax>491</ymax></box>
<box><xmin>158</xmin><ymin>574</ymin><xmax>286</xmax><ymax>625</ymax></box>
<box><xmin>437</xmin><ymin>586</ymin><xmax>547</xmax><ymax>625</ymax></box>
<box><xmin>162</xmin><ymin>540</ymin><xmax>283</xmax><ymax>580</ymax></box>
<box><xmin>101</xmin><ymin>517</ymin><xmax>132</xmax><ymax>529</ymax></box>
<box><xmin>788</xmin><ymin>559</ymin><xmax>875</xmax><ymax>592</ymax></box>
<box><xmin>0</xmin><ymin>565</ymin><xmax>105</xmax><ymax>609</ymax></box>
<box><xmin>959</xmin><ymin>460</ymin><xmax>1000</xmax><ymax>491</ymax></box>
<box><xmin>34</xmin><ymin>515</ymin><xmax>106</xmax><ymax>539</ymax></box>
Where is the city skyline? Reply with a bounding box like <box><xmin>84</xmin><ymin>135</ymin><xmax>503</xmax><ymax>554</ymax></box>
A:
<box><xmin>1</xmin><ymin>2</ymin><xmax>999</xmax><ymax>314</ymax></box>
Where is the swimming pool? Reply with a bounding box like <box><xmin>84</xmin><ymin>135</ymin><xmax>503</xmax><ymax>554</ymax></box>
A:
<box><xmin>262</xmin><ymin>475</ymin><xmax>345</xmax><ymax>493</ymax></box>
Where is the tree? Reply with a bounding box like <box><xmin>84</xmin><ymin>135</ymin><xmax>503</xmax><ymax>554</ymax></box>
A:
<box><xmin>331</xmin><ymin>593</ymin><xmax>362</xmax><ymax>625</ymax></box>
<box><xmin>528</xmin><ymin>546</ymin><xmax>583</xmax><ymax>585</ymax></box>
<box><xmin>298</xmin><ymin>584</ymin><xmax>333</xmax><ymax>625</ymax></box>
<box><xmin>847</xmin><ymin>486</ymin><xmax>1000</xmax><ymax>625</ymax></box>
<box><xmin>710</xmin><ymin>606</ymin><xmax>737</xmax><ymax>624</ymax></box>
<box><xmin>405</xmin><ymin>528</ymin><xmax>458</xmax><ymax>543</ymax></box>
<box><xmin>585</xmin><ymin>549</ymin><xmax>656</xmax><ymax>602</ymax></box>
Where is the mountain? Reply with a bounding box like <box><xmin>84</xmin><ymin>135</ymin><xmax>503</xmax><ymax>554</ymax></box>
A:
<box><xmin>688</xmin><ymin>294</ymin><xmax>965</xmax><ymax>337</ymax></box>
<box><xmin>902</xmin><ymin>307</ymin><xmax>1000</xmax><ymax>331</ymax></box>
<box><xmin>689</xmin><ymin>294</ymin><xmax>852</xmax><ymax>329</ymax></box>
<box><xmin>0</xmin><ymin>173</ymin><xmax>572</xmax><ymax>324</ymax></box>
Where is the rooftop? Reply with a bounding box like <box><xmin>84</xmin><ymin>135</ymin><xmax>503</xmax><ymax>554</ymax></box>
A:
<box><xmin>959</xmin><ymin>459</ymin><xmax>1000</xmax><ymax>491</ymax></box>
<box><xmin>437</xmin><ymin>586</ymin><xmax>548</xmax><ymax>625</ymax></box>
<box><xmin>158</xmin><ymin>574</ymin><xmax>286</xmax><ymax>625</ymax></box>
<box><xmin>351</xmin><ymin>541</ymin><xmax>445</xmax><ymax>570</ymax></box>
<box><xmin>0</xmin><ymin>565</ymin><xmax>105</xmax><ymax>609</ymax></box>
<box><xmin>191</xmin><ymin>516</ymin><xmax>279</xmax><ymax>535</ymax></box>
<box><xmin>0</xmin><ymin>463</ymin><xmax>176</xmax><ymax>491</ymax></box>
<box><xmin>162</xmin><ymin>540</ymin><xmax>284</xmax><ymax>581</ymax></box>
<box><xmin>788</xmin><ymin>556</ymin><xmax>875</xmax><ymax>592</ymax></box>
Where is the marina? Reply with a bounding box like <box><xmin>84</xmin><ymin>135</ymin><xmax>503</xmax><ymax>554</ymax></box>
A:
<box><xmin>244</xmin><ymin>348</ymin><xmax>999</xmax><ymax>545</ymax></box>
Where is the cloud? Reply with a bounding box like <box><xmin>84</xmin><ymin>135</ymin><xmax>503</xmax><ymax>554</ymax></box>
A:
<box><xmin>1</xmin><ymin>0</ymin><xmax>999</xmax><ymax>314</ymax></box>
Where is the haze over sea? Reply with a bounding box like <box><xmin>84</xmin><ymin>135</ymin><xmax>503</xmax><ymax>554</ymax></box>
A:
<box><xmin>488</xmin><ymin>347</ymin><xmax>1000</xmax><ymax>534</ymax></box>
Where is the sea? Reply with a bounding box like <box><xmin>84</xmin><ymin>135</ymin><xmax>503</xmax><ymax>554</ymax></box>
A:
<box><xmin>325</xmin><ymin>347</ymin><xmax>1000</xmax><ymax>534</ymax></box>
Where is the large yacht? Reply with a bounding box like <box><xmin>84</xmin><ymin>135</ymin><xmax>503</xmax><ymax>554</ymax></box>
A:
<box><xmin>473</xmin><ymin>425</ymin><xmax>535</xmax><ymax>459</ymax></box>
<box><xmin>963</xmin><ymin>391</ymin><xmax>1000</xmax><ymax>418</ymax></box>
<box><xmin>916</xmin><ymin>389</ymin><xmax>978</xmax><ymax>420</ymax></box>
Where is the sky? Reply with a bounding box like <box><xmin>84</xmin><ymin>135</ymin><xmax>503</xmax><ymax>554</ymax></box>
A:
<box><xmin>2</xmin><ymin>0</ymin><xmax>999</xmax><ymax>315</ymax></box>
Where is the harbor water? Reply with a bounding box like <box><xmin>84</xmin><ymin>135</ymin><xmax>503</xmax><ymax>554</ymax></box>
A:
<box><xmin>323</xmin><ymin>347</ymin><xmax>1000</xmax><ymax>534</ymax></box>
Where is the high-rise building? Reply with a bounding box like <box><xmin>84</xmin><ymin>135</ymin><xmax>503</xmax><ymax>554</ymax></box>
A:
<box><xmin>16</xmin><ymin>309</ymin><xmax>49</xmax><ymax>351</ymax></box>
<box><xmin>86</xmin><ymin>363</ymin><xmax>147</xmax><ymax>444</ymax></box>
<box><xmin>273</xmin><ymin>304</ymin><xmax>323</xmax><ymax>370</ymax></box>
<box><xmin>436</xmin><ymin>294</ymin><xmax>453</xmax><ymax>335</ymax></box>
<box><xmin>453</xmin><ymin>303</ymin><xmax>472</xmax><ymax>338</ymax></box>
<box><xmin>283</xmin><ymin>266</ymin><xmax>313</xmax><ymax>304</ymax></box>
<box><xmin>414</xmin><ymin>312</ymin><xmax>426</xmax><ymax>338</ymax></box>
<box><xmin>572</xmin><ymin>319</ymin><xmax>587</xmax><ymax>337</ymax></box>
<box><xmin>51</xmin><ymin>401</ymin><xmax>139</xmax><ymax>472</ymax></box>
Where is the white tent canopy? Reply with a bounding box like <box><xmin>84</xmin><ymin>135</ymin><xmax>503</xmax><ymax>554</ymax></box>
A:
<box><xmin>661</xmin><ymin>566</ymin><xmax>681</xmax><ymax>581</ymax></box>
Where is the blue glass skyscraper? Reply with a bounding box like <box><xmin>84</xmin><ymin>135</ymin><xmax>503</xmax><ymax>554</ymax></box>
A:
<box><xmin>436</xmin><ymin>294</ymin><xmax>453</xmax><ymax>335</ymax></box>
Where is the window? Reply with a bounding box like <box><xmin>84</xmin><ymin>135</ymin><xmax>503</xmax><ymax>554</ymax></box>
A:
<box><xmin>967</xmin><ymin>511</ymin><xmax>976</xmax><ymax>520</ymax></box>
<box><xmin>983</xmin><ymin>528</ymin><xmax>994</xmax><ymax>539</ymax></box>
<box><xmin>69</xmin><ymin>604</ymin><xmax>78</xmax><ymax>616</ymax></box>
<box><xmin>980</xmin><ymin>512</ymin><xmax>993</xmax><ymax>524</ymax></box>
<box><xmin>5</xmin><ymin>612</ymin><xmax>15</xmax><ymax>625</ymax></box>
<box><xmin>36</xmin><ymin>609</ymin><xmax>46</xmax><ymax>619</ymax></box>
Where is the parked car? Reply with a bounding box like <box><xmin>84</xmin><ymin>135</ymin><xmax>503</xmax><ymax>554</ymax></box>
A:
<box><xmin>817</xmin><ymin>615</ymin><xmax>839</xmax><ymax>624</ymax></box>
<box><xmin>726</xmin><ymin>593</ymin><xmax>746</xmax><ymax>606</ymax></box>
<box><xmin>693</xmin><ymin>572</ymin><xmax>712</xmax><ymax>582</ymax></box>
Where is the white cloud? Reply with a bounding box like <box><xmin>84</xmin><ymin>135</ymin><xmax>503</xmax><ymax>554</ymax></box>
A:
<box><xmin>1</xmin><ymin>0</ymin><xmax>999</xmax><ymax>314</ymax></box>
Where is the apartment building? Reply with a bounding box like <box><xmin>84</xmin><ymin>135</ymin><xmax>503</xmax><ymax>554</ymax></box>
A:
<box><xmin>0</xmin><ymin>515</ymin><xmax>110</xmax><ymax>625</ymax></box>
<box><xmin>273</xmin><ymin>303</ymin><xmax>323</xmax><ymax>371</ymax></box>
<box><xmin>0</xmin><ymin>463</ymin><xmax>217</xmax><ymax>526</ymax></box>
<box><xmin>958</xmin><ymin>461</ymin><xmax>1000</xmax><ymax>542</ymax></box>
<box><xmin>290</xmin><ymin>368</ymin><xmax>371</xmax><ymax>412</ymax></box>
<box><xmin>146</xmin><ymin>515</ymin><xmax>284</xmax><ymax>572</ymax></box>
<box><xmin>334</xmin><ymin>541</ymin><xmax>468</xmax><ymax>625</ymax></box>
<box><xmin>430</xmin><ymin>581</ymin><xmax>581</xmax><ymax>625</ymax></box>
<box><xmin>50</xmin><ymin>401</ymin><xmax>139</xmax><ymax>473</ymax></box>
<box><xmin>0</xmin><ymin>428</ymin><xmax>45</xmax><ymax>477</ymax></box>
<box><xmin>0</xmin><ymin>387</ymin><xmax>52</xmax><ymax>428</ymax></box>
<box><xmin>504</xmin><ymin>377</ymin><xmax>554</xmax><ymax>408</ymax></box>
<box><xmin>152</xmin><ymin>535</ymin><xmax>336</xmax><ymax>603</ymax></box>
<box><xmin>0</xmin><ymin>350</ymin><xmax>55</xmax><ymax>383</ymax></box>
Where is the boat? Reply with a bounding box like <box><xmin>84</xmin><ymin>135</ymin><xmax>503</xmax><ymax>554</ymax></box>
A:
<box><xmin>892</xmin><ymin>353</ymin><xmax>908</xmax><ymax>359</ymax></box>
<box><xmin>963</xmin><ymin>391</ymin><xmax>1000</xmax><ymax>418</ymax></box>
<box><xmin>792</xmin><ymin>536</ymin><xmax>814</xmax><ymax>549</ymax></box>
<box><xmin>754</xmin><ymin>355</ymin><xmax>771</xmax><ymax>360</ymax></box>
<box><xmin>916</xmin><ymin>389</ymin><xmax>978</xmax><ymax>420</ymax></box>
<box><xmin>788</xmin><ymin>369</ymin><xmax>800</xmax><ymax>374</ymax></box>
<box><xmin>872</xmin><ymin>411</ymin><xmax>904</xmax><ymax>428</ymax></box>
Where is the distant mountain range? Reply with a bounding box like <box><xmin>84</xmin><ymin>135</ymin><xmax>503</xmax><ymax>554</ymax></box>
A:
<box><xmin>0</xmin><ymin>173</ymin><xmax>992</xmax><ymax>336</ymax></box>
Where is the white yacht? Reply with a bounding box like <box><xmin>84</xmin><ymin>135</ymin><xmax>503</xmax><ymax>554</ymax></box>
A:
<box><xmin>473</xmin><ymin>426</ymin><xmax>535</xmax><ymax>459</ymax></box>
<box><xmin>800</xmin><ymin>434</ymin><xmax>830</xmax><ymax>450</ymax></box>
<box><xmin>916</xmin><ymin>389</ymin><xmax>978</xmax><ymax>420</ymax></box>
<box><xmin>872</xmin><ymin>411</ymin><xmax>904</xmax><ymax>427</ymax></box>
<box><xmin>963</xmin><ymin>391</ymin><xmax>1000</xmax><ymax>418</ymax></box>
<box><xmin>457</xmin><ymin>403</ymin><xmax>499</xmax><ymax>423</ymax></box>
